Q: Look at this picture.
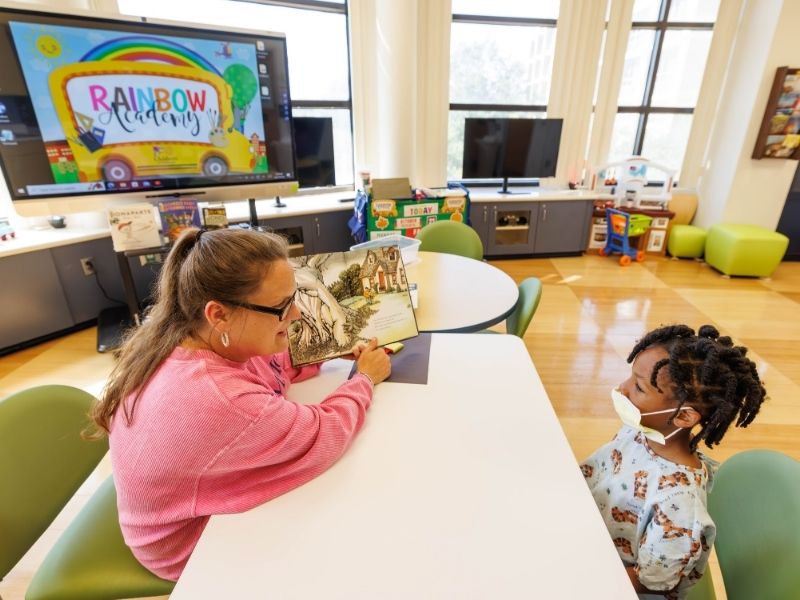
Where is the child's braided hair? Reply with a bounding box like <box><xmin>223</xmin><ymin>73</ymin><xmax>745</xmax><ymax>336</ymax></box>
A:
<box><xmin>628</xmin><ymin>324</ymin><xmax>766</xmax><ymax>451</ymax></box>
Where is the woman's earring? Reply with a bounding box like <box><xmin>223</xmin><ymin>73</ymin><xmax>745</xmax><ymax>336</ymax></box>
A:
<box><xmin>220</xmin><ymin>331</ymin><xmax>230</xmax><ymax>348</ymax></box>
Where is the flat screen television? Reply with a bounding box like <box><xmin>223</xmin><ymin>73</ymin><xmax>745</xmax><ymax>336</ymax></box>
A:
<box><xmin>462</xmin><ymin>117</ymin><xmax>563</xmax><ymax>193</ymax></box>
<box><xmin>0</xmin><ymin>4</ymin><xmax>298</xmax><ymax>216</ymax></box>
<box><xmin>293</xmin><ymin>116</ymin><xmax>335</xmax><ymax>189</ymax></box>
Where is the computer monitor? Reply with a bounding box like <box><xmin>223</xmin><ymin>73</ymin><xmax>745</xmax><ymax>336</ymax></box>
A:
<box><xmin>0</xmin><ymin>4</ymin><xmax>298</xmax><ymax>217</ymax></box>
<box><xmin>462</xmin><ymin>117</ymin><xmax>563</xmax><ymax>193</ymax></box>
<box><xmin>293</xmin><ymin>116</ymin><xmax>335</xmax><ymax>188</ymax></box>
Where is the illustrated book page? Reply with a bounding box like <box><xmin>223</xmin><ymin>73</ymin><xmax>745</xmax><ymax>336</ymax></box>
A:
<box><xmin>288</xmin><ymin>245</ymin><xmax>419</xmax><ymax>366</ymax></box>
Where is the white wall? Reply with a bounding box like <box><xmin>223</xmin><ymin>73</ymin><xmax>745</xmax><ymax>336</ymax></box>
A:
<box><xmin>696</xmin><ymin>0</ymin><xmax>798</xmax><ymax>229</ymax></box>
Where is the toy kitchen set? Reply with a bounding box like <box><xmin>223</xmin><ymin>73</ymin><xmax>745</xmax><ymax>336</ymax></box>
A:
<box><xmin>587</xmin><ymin>156</ymin><xmax>676</xmax><ymax>255</ymax></box>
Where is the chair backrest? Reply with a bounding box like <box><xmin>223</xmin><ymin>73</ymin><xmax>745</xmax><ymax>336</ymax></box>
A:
<box><xmin>416</xmin><ymin>220</ymin><xmax>484</xmax><ymax>260</ymax></box>
<box><xmin>0</xmin><ymin>385</ymin><xmax>108</xmax><ymax>579</ymax></box>
<box><xmin>506</xmin><ymin>277</ymin><xmax>543</xmax><ymax>338</ymax></box>
<box><xmin>669</xmin><ymin>192</ymin><xmax>699</xmax><ymax>225</ymax></box>
<box><xmin>708</xmin><ymin>449</ymin><xmax>800</xmax><ymax>600</ymax></box>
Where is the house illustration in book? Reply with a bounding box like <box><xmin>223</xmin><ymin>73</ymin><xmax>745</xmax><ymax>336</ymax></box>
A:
<box><xmin>359</xmin><ymin>247</ymin><xmax>408</xmax><ymax>293</ymax></box>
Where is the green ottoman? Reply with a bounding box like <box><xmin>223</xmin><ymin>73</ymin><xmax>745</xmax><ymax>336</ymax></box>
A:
<box><xmin>705</xmin><ymin>224</ymin><xmax>789</xmax><ymax>277</ymax></box>
<box><xmin>667</xmin><ymin>224</ymin><xmax>707</xmax><ymax>258</ymax></box>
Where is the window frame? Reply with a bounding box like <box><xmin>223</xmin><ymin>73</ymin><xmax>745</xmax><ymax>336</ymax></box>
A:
<box><xmin>619</xmin><ymin>0</ymin><xmax>715</xmax><ymax>158</ymax></box>
<box><xmin>121</xmin><ymin>0</ymin><xmax>356</xmax><ymax>191</ymax></box>
<box><xmin>448</xmin><ymin>12</ymin><xmax>557</xmax><ymax>187</ymax></box>
<box><xmin>245</xmin><ymin>0</ymin><xmax>354</xmax><ymax>190</ymax></box>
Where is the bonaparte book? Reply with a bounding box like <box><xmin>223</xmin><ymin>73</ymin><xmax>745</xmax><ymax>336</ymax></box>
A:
<box><xmin>158</xmin><ymin>199</ymin><xmax>201</xmax><ymax>242</ymax></box>
<box><xmin>288</xmin><ymin>246</ymin><xmax>419</xmax><ymax>366</ymax></box>
<box><xmin>107</xmin><ymin>204</ymin><xmax>162</xmax><ymax>252</ymax></box>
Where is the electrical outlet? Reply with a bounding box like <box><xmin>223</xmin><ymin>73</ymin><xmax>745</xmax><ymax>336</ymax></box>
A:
<box><xmin>80</xmin><ymin>257</ymin><xmax>95</xmax><ymax>276</ymax></box>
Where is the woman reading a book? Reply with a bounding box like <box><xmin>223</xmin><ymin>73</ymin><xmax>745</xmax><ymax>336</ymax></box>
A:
<box><xmin>89</xmin><ymin>227</ymin><xmax>391</xmax><ymax>582</ymax></box>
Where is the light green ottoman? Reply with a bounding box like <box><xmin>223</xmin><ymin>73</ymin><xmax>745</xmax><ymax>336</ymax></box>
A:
<box><xmin>705</xmin><ymin>224</ymin><xmax>789</xmax><ymax>277</ymax></box>
<box><xmin>667</xmin><ymin>224</ymin><xmax>707</xmax><ymax>258</ymax></box>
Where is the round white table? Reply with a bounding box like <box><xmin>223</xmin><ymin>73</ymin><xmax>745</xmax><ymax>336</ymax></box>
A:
<box><xmin>404</xmin><ymin>251</ymin><xmax>519</xmax><ymax>333</ymax></box>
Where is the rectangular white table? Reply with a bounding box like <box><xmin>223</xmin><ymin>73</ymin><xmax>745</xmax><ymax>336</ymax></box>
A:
<box><xmin>171</xmin><ymin>334</ymin><xmax>636</xmax><ymax>599</ymax></box>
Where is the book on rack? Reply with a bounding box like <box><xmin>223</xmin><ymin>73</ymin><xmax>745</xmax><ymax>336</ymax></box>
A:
<box><xmin>158</xmin><ymin>199</ymin><xmax>201</xmax><ymax>242</ymax></box>
<box><xmin>202</xmin><ymin>205</ymin><xmax>229</xmax><ymax>229</ymax></box>
<box><xmin>107</xmin><ymin>204</ymin><xmax>162</xmax><ymax>252</ymax></box>
<box><xmin>288</xmin><ymin>245</ymin><xmax>419</xmax><ymax>366</ymax></box>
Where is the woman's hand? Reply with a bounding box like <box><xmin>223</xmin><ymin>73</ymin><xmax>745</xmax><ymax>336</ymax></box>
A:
<box><xmin>339</xmin><ymin>340</ymin><xmax>369</xmax><ymax>361</ymax></box>
<box><xmin>355</xmin><ymin>338</ymin><xmax>391</xmax><ymax>385</ymax></box>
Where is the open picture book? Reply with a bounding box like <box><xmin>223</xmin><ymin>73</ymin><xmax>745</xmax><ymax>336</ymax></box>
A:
<box><xmin>288</xmin><ymin>245</ymin><xmax>419</xmax><ymax>366</ymax></box>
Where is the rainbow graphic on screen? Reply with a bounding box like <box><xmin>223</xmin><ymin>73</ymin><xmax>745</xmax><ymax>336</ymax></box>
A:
<box><xmin>10</xmin><ymin>21</ymin><xmax>268</xmax><ymax>184</ymax></box>
<box><xmin>80</xmin><ymin>36</ymin><xmax>222</xmax><ymax>75</ymax></box>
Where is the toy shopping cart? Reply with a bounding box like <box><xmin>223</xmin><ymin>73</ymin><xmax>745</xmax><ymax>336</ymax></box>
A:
<box><xmin>599</xmin><ymin>208</ymin><xmax>652</xmax><ymax>266</ymax></box>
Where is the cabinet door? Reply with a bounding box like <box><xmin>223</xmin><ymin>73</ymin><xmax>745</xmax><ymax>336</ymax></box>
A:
<box><xmin>0</xmin><ymin>250</ymin><xmax>74</xmax><ymax>350</ymax></box>
<box><xmin>262</xmin><ymin>215</ymin><xmax>314</xmax><ymax>256</ymax></box>
<box><xmin>312</xmin><ymin>210</ymin><xmax>354</xmax><ymax>254</ymax></box>
<box><xmin>468</xmin><ymin>203</ymin><xmax>490</xmax><ymax>252</ymax></box>
<box><xmin>486</xmin><ymin>202</ymin><xmax>539</xmax><ymax>256</ymax></box>
<box><xmin>533</xmin><ymin>200</ymin><xmax>593</xmax><ymax>254</ymax></box>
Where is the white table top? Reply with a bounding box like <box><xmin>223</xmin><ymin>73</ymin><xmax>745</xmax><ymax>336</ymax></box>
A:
<box><xmin>171</xmin><ymin>333</ymin><xmax>636</xmax><ymax>600</ymax></box>
<box><xmin>405</xmin><ymin>251</ymin><xmax>518</xmax><ymax>332</ymax></box>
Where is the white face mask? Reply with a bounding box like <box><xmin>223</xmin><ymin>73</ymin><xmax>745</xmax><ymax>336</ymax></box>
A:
<box><xmin>611</xmin><ymin>388</ymin><xmax>686</xmax><ymax>445</ymax></box>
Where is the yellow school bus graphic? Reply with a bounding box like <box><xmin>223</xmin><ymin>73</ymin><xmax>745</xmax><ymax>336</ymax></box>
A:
<box><xmin>48</xmin><ymin>61</ymin><xmax>254</xmax><ymax>182</ymax></box>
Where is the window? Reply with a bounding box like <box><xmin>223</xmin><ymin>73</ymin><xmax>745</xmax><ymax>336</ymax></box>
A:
<box><xmin>118</xmin><ymin>0</ymin><xmax>354</xmax><ymax>189</ymax></box>
<box><xmin>447</xmin><ymin>1</ymin><xmax>559</xmax><ymax>182</ymax></box>
<box><xmin>608</xmin><ymin>0</ymin><xmax>718</xmax><ymax>179</ymax></box>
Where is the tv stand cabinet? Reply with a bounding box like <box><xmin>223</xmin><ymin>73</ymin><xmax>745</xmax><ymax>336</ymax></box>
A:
<box><xmin>468</xmin><ymin>191</ymin><xmax>595</xmax><ymax>257</ymax></box>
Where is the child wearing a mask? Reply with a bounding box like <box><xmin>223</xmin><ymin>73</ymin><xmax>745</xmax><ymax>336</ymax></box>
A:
<box><xmin>580</xmin><ymin>324</ymin><xmax>766</xmax><ymax>600</ymax></box>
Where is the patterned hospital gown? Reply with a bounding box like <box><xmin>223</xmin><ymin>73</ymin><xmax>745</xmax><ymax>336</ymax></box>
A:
<box><xmin>580</xmin><ymin>426</ymin><xmax>717</xmax><ymax>600</ymax></box>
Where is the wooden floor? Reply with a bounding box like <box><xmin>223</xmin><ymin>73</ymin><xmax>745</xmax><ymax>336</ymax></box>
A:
<box><xmin>1</xmin><ymin>253</ymin><xmax>798</xmax><ymax>599</ymax></box>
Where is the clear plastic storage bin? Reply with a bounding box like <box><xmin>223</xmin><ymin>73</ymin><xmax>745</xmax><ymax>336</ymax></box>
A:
<box><xmin>350</xmin><ymin>234</ymin><xmax>422</xmax><ymax>265</ymax></box>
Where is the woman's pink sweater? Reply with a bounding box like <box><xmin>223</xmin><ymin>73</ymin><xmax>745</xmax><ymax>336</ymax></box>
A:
<box><xmin>109</xmin><ymin>347</ymin><xmax>373</xmax><ymax>581</ymax></box>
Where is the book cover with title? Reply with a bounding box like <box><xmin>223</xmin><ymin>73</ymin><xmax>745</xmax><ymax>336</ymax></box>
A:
<box><xmin>158</xmin><ymin>199</ymin><xmax>201</xmax><ymax>242</ymax></box>
<box><xmin>108</xmin><ymin>204</ymin><xmax>162</xmax><ymax>251</ymax></box>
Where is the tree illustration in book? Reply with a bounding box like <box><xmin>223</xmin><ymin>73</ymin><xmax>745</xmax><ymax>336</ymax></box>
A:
<box><xmin>288</xmin><ymin>246</ymin><xmax>419</xmax><ymax>366</ymax></box>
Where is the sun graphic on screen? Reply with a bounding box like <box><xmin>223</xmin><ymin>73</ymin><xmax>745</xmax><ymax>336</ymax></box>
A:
<box><xmin>36</xmin><ymin>34</ymin><xmax>61</xmax><ymax>58</ymax></box>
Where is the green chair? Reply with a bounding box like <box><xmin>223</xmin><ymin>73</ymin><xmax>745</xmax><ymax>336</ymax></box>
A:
<box><xmin>26</xmin><ymin>476</ymin><xmax>175</xmax><ymax>600</ymax></box>
<box><xmin>707</xmin><ymin>449</ymin><xmax>800</xmax><ymax>600</ymax></box>
<box><xmin>416</xmin><ymin>219</ymin><xmax>484</xmax><ymax>260</ymax></box>
<box><xmin>0</xmin><ymin>385</ymin><xmax>108</xmax><ymax>587</ymax></box>
<box><xmin>481</xmin><ymin>277</ymin><xmax>543</xmax><ymax>338</ymax></box>
<box><xmin>506</xmin><ymin>277</ymin><xmax>543</xmax><ymax>337</ymax></box>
